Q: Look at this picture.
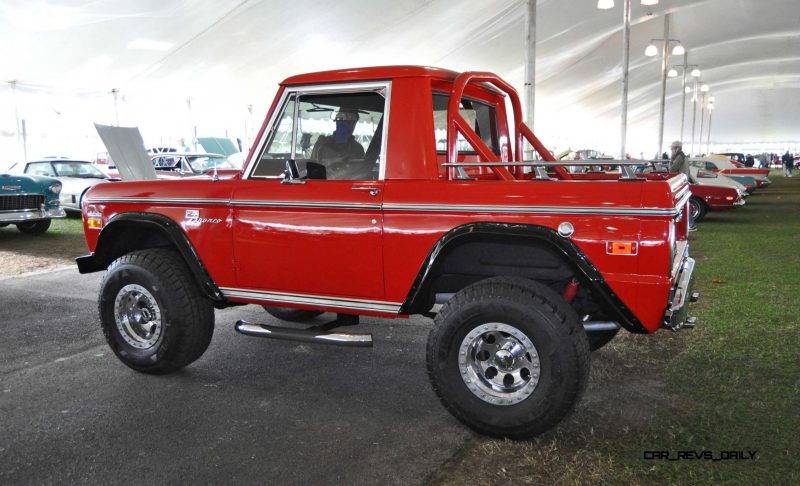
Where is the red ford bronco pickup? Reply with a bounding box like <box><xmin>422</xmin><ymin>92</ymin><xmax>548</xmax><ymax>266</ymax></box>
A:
<box><xmin>78</xmin><ymin>66</ymin><xmax>697</xmax><ymax>438</ymax></box>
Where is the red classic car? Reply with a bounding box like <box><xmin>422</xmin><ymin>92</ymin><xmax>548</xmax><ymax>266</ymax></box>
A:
<box><xmin>76</xmin><ymin>66</ymin><xmax>697</xmax><ymax>438</ymax></box>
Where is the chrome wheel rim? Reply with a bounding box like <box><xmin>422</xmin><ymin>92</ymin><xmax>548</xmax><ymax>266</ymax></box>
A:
<box><xmin>114</xmin><ymin>284</ymin><xmax>162</xmax><ymax>349</ymax></box>
<box><xmin>689</xmin><ymin>200</ymin><xmax>700</xmax><ymax>219</ymax></box>
<box><xmin>458</xmin><ymin>322</ymin><xmax>541</xmax><ymax>406</ymax></box>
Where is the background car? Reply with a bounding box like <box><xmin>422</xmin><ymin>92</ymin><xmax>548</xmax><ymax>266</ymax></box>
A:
<box><xmin>689</xmin><ymin>160</ymin><xmax>757</xmax><ymax>194</ymax></box>
<box><xmin>10</xmin><ymin>158</ymin><xmax>112</xmax><ymax>213</ymax></box>
<box><xmin>150</xmin><ymin>153</ymin><xmax>241</xmax><ymax>178</ymax></box>
<box><xmin>697</xmin><ymin>156</ymin><xmax>771</xmax><ymax>187</ymax></box>
<box><xmin>0</xmin><ymin>172</ymin><xmax>65</xmax><ymax>234</ymax></box>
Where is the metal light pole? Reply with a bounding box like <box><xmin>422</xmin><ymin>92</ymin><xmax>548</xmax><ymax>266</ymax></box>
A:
<box><xmin>620</xmin><ymin>0</ymin><xmax>631</xmax><ymax>159</ymax></box>
<box><xmin>698</xmin><ymin>92</ymin><xmax>707</xmax><ymax>155</ymax></box>
<box><xmin>657</xmin><ymin>13</ymin><xmax>670</xmax><ymax>156</ymax></box>
<box><xmin>524</xmin><ymin>0</ymin><xmax>536</xmax><ymax>131</ymax></box>
<box><xmin>522</xmin><ymin>0</ymin><xmax>537</xmax><ymax>161</ymax></box>
<box><xmin>690</xmin><ymin>79</ymin><xmax>698</xmax><ymax>156</ymax></box>
<box><xmin>679</xmin><ymin>53</ymin><xmax>688</xmax><ymax>142</ymax></box>
<box><xmin>706</xmin><ymin>106</ymin><xmax>713</xmax><ymax>154</ymax></box>
<box><xmin>111</xmin><ymin>88</ymin><xmax>120</xmax><ymax>126</ymax></box>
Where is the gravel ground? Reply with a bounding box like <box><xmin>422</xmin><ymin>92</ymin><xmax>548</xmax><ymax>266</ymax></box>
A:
<box><xmin>0</xmin><ymin>216</ymin><xmax>85</xmax><ymax>277</ymax></box>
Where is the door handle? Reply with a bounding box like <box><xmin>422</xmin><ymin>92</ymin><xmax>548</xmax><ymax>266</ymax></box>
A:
<box><xmin>351</xmin><ymin>187</ymin><xmax>380</xmax><ymax>196</ymax></box>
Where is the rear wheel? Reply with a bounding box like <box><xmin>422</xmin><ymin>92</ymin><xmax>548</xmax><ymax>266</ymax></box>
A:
<box><xmin>16</xmin><ymin>219</ymin><xmax>51</xmax><ymax>234</ymax></box>
<box><xmin>426</xmin><ymin>277</ymin><xmax>590</xmax><ymax>439</ymax></box>
<box><xmin>99</xmin><ymin>248</ymin><xmax>214</xmax><ymax>374</ymax></box>
<box><xmin>688</xmin><ymin>197</ymin><xmax>707</xmax><ymax>222</ymax></box>
<box><xmin>262</xmin><ymin>306</ymin><xmax>323</xmax><ymax>322</ymax></box>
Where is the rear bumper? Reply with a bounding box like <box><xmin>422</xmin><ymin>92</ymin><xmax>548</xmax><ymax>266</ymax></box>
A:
<box><xmin>664</xmin><ymin>256</ymin><xmax>698</xmax><ymax>331</ymax></box>
<box><xmin>0</xmin><ymin>207</ymin><xmax>66</xmax><ymax>223</ymax></box>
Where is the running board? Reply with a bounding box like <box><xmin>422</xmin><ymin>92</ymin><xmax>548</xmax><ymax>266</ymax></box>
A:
<box><xmin>235</xmin><ymin>316</ymin><xmax>372</xmax><ymax>347</ymax></box>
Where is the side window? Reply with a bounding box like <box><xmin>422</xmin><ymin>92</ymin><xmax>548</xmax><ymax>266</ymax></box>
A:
<box><xmin>706</xmin><ymin>162</ymin><xmax>718</xmax><ymax>170</ymax></box>
<box><xmin>432</xmin><ymin>93</ymin><xmax>499</xmax><ymax>155</ymax></box>
<box><xmin>25</xmin><ymin>163</ymin><xmax>55</xmax><ymax>177</ymax></box>
<box><xmin>252</xmin><ymin>90</ymin><xmax>386</xmax><ymax>181</ymax></box>
<box><xmin>296</xmin><ymin>91</ymin><xmax>384</xmax><ymax>181</ymax></box>
<box><xmin>252</xmin><ymin>95</ymin><xmax>297</xmax><ymax>177</ymax></box>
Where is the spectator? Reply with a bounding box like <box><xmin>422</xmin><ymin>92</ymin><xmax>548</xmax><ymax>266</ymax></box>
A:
<box><xmin>745</xmin><ymin>154</ymin><xmax>755</xmax><ymax>167</ymax></box>
<box><xmin>669</xmin><ymin>141</ymin><xmax>695</xmax><ymax>230</ymax></box>
<box><xmin>782</xmin><ymin>150</ymin><xmax>794</xmax><ymax>177</ymax></box>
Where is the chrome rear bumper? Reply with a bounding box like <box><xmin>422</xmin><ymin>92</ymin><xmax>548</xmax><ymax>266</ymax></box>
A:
<box><xmin>664</xmin><ymin>256</ymin><xmax>698</xmax><ymax>331</ymax></box>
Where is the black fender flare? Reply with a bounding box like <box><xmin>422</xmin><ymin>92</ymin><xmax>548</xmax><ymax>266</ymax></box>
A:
<box><xmin>76</xmin><ymin>212</ymin><xmax>225</xmax><ymax>302</ymax></box>
<box><xmin>399</xmin><ymin>222</ymin><xmax>648</xmax><ymax>333</ymax></box>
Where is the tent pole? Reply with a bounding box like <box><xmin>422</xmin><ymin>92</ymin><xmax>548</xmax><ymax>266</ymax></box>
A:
<box><xmin>524</xmin><ymin>0</ymin><xmax>536</xmax><ymax>159</ymax></box>
<box><xmin>657</xmin><ymin>13</ymin><xmax>670</xmax><ymax>157</ymax></box>
<box><xmin>690</xmin><ymin>79</ymin><xmax>698</xmax><ymax>156</ymax></box>
<box><xmin>620</xmin><ymin>0</ymin><xmax>631</xmax><ymax>160</ymax></box>
<box><xmin>680</xmin><ymin>52</ymin><xmax>688</xmax><ymax>144</ymax></box>
<box><xmin>706</xmin><ymin>109</ymin><xmax>712</xmax><ymax>154</ymax></box>
<box><xmin>698</xmin><ymin>92</ymin><xmax>707</xmax><ymax>155</ymax></box>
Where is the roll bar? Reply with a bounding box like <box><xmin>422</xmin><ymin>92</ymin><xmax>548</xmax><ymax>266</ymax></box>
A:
<box><xmin>446</xmin><ymin>72</ymin><xmax>572</xmax><ymax>180</ymax></box>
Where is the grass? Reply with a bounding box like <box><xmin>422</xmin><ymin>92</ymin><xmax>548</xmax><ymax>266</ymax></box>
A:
<box><xmin>433</xmin><ymin>171</ymin><xmax>799</xmax><ymax>485</ymax></box>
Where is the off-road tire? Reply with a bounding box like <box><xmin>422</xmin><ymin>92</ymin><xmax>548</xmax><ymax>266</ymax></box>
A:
<box><xmin>99</xmin><ymin>248</ymin><xmax>214</xmax><ymax>374</ymax></box>
<box><xmin>587</xmin><ymin>328</ymin><xmax>620</xmax><ymax>351</ymax></box>
<box><xmin>16</xmin><ymin>219</ymin><xmax>51</xmax><ymax>234</ymax></box>
<box><xmin>262</xmin><ymin>306</ymin><xmax>323</xmax><ymax>322</ymax></box>
<box><xmin>426</xmin><ymin>277</ymin><xmax>590</xmax><ymax>439</ymax></box>
<box><xmin>688</xmin><ymin>196</ymin><xmax>708</xmax><ymax>222</ymax></box>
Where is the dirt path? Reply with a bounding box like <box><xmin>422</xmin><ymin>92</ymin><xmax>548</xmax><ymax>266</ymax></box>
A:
<box><xmin>0</xmin><ymin>218</ymin><xmax>86</xmax><ymax>278</ymax></box>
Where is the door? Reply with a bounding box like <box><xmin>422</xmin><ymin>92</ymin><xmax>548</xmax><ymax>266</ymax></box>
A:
<box><xmin>232</xmin><ymin>83</ymin><xmax>389</xmax><ymax>300</ymax></box>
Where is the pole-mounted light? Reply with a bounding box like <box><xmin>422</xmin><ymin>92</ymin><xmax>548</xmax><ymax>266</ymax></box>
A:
<box><xmin>645</xmin><ymin>42</ymin><xmax>658</xmax><ymax>56</ymax></box>
<box><xmin>597</xmin><ymin>0</ymin><xmax>614</xmax><ymax>9</ymax></box>
<box><xmin>701</xmin><ymin>83</ymin><xmax>710</xmax><ymax>92</ymax></box>
<box><xmin>691</xmin><ymin>68</ymin><xmax>701</xmax><ymax>77</ymax></box>
<box><xmin>671</xmin><ymin>43</ymin><xmax>685</xmax><ymax>55</ymax></box>
<box><xmin>641</xmin><ymin>0</ymin><xmax>659</xmax><ymax>5</ymax></box>
<box><xmin>668</xmin><ymin>68</ymin><xmax>678</xmax><ymax>77</ymax></box>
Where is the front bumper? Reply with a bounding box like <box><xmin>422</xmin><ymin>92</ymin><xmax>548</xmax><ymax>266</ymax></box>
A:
<box><xmin>0</xmin><ymin>206</ymin><xmax>66</xmax><ymax>223</ymax></box>
<box><xmin>664</xmin><ymin>256</ymin><xmax>698</xmax><ymax>331</ymax></box>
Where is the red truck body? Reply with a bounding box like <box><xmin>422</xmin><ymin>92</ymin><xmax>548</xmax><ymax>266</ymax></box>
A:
<box><xmin>78</xmin><ymin>66</ymin><xmax>698</xmax><ymax>437</ymax></box>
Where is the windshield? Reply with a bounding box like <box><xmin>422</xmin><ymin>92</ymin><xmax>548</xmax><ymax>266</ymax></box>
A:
<box><xmin>52</xmin><ymin>161</ymin><xmax>107</xmax><ymax>179</ymax></box>
<box><xmin>186</xmin><ymin>156</ymin><xmax>236</xmax><ymax>173</ymax></box>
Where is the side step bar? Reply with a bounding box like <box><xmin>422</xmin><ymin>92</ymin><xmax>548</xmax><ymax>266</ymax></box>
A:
<box><xmin>235</xmin><ymin>315</ymin><xmax>372</xmax><ymax>347</ymax></box>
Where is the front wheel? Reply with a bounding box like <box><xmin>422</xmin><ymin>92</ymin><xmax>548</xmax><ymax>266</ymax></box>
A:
<box><xmin>16</xmin><ymin>219</ymin><xmax>51</xmax><ymax>234</ymax></box>
<box><xmin>426</xmin><ymin>277</ymin><xmax>590</xmax><ymax>439</ymax></box>
<box><xmin>99</xmin><ymin>248</ymin><xmax>215</xmax><ymax>374</ymax></box>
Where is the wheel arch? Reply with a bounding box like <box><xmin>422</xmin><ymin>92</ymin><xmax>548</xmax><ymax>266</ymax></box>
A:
<box><xmin>85</xmin><ymin>212</ymin><xmax>225</xmax><ymax>302</ymax></box>
<box><xmin>400</xmin><ymin>222</ymin><xmax>648</xmax><ymax>333</ymax></box>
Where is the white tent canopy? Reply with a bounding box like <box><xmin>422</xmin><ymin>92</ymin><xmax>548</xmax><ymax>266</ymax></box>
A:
<box><xmin>1</xmin><ymin>0</ymin><xmax>798</xmax><ymax>166</ymax></box>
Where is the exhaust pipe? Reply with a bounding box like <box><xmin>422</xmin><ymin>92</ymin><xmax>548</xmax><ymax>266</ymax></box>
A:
<box><xmin>583</xmin><ymin>321</ymin><xmax>620</xmax><ymax>332</ymax></box>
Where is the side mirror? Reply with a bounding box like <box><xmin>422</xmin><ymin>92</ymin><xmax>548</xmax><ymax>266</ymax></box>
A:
<box><xmin>281</xmin><ymin>159</ymin><xmax>305</xmax><ymax>185</ymax></box>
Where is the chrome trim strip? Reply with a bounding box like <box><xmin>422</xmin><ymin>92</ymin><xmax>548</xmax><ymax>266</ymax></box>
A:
<box><xmin>87</xmin><ymin>196</ymin><xmax>686</xmax><ymax>216</ymax></box>
<box><xmin>220</xmin><ymin>287</ymin><xmax>402</xmax><ymax>313</ymax></box>
<box><xmin>382</xmin><ymin>203</ymin><xmax>684</xmax><ymax>217</ymax></box>
<box><xmin>85</xmin><ymin>197</ymin><xmax>229</xmax><ymax>205</ymax></box>
<box><xmin>231</xmin><ymin>200</ymin><xmax>382</xmax><ymax>211</ymax></box>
